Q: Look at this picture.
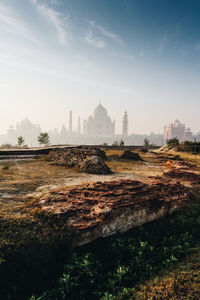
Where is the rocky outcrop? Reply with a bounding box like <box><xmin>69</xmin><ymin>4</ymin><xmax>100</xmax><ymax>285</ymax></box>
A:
<box><xmin>163</xmin><ymin>161</ymin><xmax>200</xmax><ymax>188</ymax></box>
<box><xmin>38</xmin><ymin>179</ymin><xmax>189</xmax><ymax>247</ymax></box>
<box><xmin>78</xmin><ymin>155</ymin><xmax>111</xmax><ymax>174</ymax></box>
<box><xmin>120</xmin><ymin>150</ymin><xmax>142</xmax><ymax>160</ymax></box>
<box><xmin>148</xmin><ymin>160</ymin><xmax>200</xmax><ymax>188</ymax></box>
<box><xmin>46</xmin><ymin>147</ymin><xmax>111</xmax><ymax>174</ymax></box>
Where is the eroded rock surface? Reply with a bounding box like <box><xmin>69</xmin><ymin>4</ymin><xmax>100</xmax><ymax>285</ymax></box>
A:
<box><xmin>46</xmin><ymin>147</ymin><xmax>111</xmax><ymax>174</ymax></box>
<box><xmin>38</xmin><ymin>179</ymin><xmax>189</xmax><ymax>247</ymax></box>
<box><xmin>163</xmin><ymin>160</ymin><xmax>200</xmax><ymax>188</ymax></box>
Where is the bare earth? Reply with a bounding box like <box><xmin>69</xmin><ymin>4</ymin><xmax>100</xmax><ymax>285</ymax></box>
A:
<box><xmin>0</xmin><ymin>150</ymin><xmax>199</xmax><ymax>241</ymax></box>
<box><xmin>0</xmin><ymin>153</ymin><xmax>169</xmax><ymax>219</ymax></box>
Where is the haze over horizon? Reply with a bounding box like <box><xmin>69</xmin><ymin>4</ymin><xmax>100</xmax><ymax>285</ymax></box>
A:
<box><xmin>0</xmin><ymin>0</ymin><xmax>199</xmax><ymax>135</ymax></box>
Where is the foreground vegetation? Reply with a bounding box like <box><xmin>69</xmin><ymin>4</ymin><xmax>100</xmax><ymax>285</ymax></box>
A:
<box><xmin>127</xmin><ymin>245</ymin><xmax>200</xmax><ymax>299</ymax></box>
<box><xmin>23</xmin><ymin>190</ymin><xmax>200</xmax><ymax>300</ymax></box>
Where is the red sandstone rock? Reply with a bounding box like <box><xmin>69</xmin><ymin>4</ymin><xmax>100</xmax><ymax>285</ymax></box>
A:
<box><xmin>39</xmin><ymin>179</ymin><xmax>189</xmax><ymax>246</ymax></box>
<box><xmin>163</xmin><ymin>160</ymin><xmax>200</xmax><ymax>188</ymax></box>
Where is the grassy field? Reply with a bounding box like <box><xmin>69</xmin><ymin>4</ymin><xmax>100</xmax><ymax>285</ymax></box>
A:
<box><xmin>0</xmin><ymin>150</ymin><xmax>200</xmax><ymax>299</ymax></box>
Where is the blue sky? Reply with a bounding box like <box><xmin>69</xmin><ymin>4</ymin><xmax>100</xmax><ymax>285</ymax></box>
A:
<box><xmin>0</xmin><ymin>0</ymin><xmax>199</xmax><ymax>135</ymax></box>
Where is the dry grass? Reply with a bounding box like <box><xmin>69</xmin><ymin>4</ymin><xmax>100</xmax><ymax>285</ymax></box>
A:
<box><xmin>105</xmin><ymin>150</ymin><xmax>167</xmax><ymax>178</ymax></box>
<box><xmin>0</xmin><ymin>154</ymin><xmax>170</xmax><ymax>263</ymax></box>
<box><xmin>0</xmin><ymin>155</ymin><xmax>168</xmax><ymax>222</ymax></box>
<box><xmin>0</xmin><ymin>159</ymin><xmax>80</xmax><ymax>220</ymax></box>
<box><xmin>105</xmin><ymin>149</ymin><xmax>124</xmax><ymax>157</ymax></box>
<box><xmin>0</xmin><ymin>159</ymin><xmax>82</xmax><ymax>264</ymax></box>
<box><xmin>157</xmin><ymin>150</ymin><xmax>200</xmax><ymax>168</ymax></box>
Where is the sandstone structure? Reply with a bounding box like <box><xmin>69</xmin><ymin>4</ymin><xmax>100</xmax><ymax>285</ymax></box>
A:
<box><xmin>38</xmin><ymin>179</ymin><xmax>189</xmax><ymax>247</ymax></box>
<box><xmin>164</xmin><ymin>119</ymin><xmax>193</xmax><ymax>142</ymax></box>
<box><xmin>47</xmin><ymin>147</ymin><xmax>111</xmax><ymax>175</ymax></box>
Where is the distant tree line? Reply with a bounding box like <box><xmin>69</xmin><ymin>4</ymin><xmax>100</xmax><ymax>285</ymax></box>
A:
<box><xmin>0</xmin><ymin>132</ymin><xmax>51</xmax><ymax>149</ymax></box>
<box><xmin>178</xmin><ymin>141</ymin><xmax>200</xmax><ymax>153</ymax></box>
<box><xmin>167</xmin><ymin>138</ymin><xmax>200</xmax><ymax>153</ymax></box>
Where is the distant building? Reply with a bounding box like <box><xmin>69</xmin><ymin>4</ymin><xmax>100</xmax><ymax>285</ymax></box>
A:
<box><xmin>122</xmin><ymin>111</ymin><xmax>128</xmax><ymax>137</ymax></box>
<box><xmin>164</xmin><ymin>119</ymin><xmax>193</xmax><ymax>141</ymax></box>
<box><xmin>16</xmin><ymin>119</ymin><xmax>41</xmax><ymax>146</ymax></box>
<box><xmin>69</xmin><ymin>111</ymin><xmax>72</xmax><ymax>135</ymax></box>
<box><xmin>83</xmin><ymin>102</ymin><xmax>115</xmax><ymax>136</ymax></box>
<box><xmin>77</xmin><ymin>117</ymin><xmax>81</xmax><ymax>134</ymax></box>
<box><xmin>2</xmin><ymin>119</ymin><xmax>41</xmax><ymax>146</ymax></box>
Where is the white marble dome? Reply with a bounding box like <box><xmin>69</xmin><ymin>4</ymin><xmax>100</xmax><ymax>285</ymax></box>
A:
<box><xmin>84</xmin><ymin>103</ymin><xmax>115</xmax><ymax>136</ymax></box>
<box><xmin>93</xmin><ymin>103</ymin><xmax>108</xmax><ymax>119</ymax></box>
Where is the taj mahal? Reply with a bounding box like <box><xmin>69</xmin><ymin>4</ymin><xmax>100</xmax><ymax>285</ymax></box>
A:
<box><xmin>0</xmin><ymin>102</ymin><xmax>197</xmax><ymax>147</ymax></box>
<box><xmin>69</xmin><ymin>102</ymin><xmax>128</xmax><ymax>138</ymax></box>
<box><xmin>83</xmin><ymin>102</ymin><xmax>115</xmax><ymax>136</ymax></box>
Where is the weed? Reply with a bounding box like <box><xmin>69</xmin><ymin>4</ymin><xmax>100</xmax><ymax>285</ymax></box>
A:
<box><xmin>1</xmin><ymin>164</ymin><xmax>9</xmax><ymax>170</ymax></box>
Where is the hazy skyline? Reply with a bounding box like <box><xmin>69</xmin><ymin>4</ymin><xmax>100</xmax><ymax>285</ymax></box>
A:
<box><xmin>0</xmin><ymin>0</ymin><xmax>199</xmax><ymax>135</ymax></box>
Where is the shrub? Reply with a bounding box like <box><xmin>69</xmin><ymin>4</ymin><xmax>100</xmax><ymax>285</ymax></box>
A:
<box><xmin>167</xmin><ymin>138</ymin><xmax>179</xmax><ymax>147</ymax></box>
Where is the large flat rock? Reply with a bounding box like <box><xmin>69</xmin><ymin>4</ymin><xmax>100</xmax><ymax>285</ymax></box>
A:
<box><xmin>37</xmin><ymin>179</ymin><xmax>189</xmax><ymax>247</ymax></box>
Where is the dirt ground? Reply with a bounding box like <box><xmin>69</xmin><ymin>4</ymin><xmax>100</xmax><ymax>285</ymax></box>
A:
<box><xmin>0</xmin><ymin>152</ymin><xmax>170</xmax><ymax>218</ymax></box>
<box><xmin>0</xmin><ymin>150</ymin><xmax>199</xmax><ymax>222</ymax></box>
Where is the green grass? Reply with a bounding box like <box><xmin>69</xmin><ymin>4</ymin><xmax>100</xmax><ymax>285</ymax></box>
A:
<box><xmin>27</xmin><ymin>190</ymin><xmax>200</xmax><ymax>300</ymax></box>
<box><xmin>127</xmin><ymin>245</ymin><xmax>200</xmax><ymax>299</ymax></box>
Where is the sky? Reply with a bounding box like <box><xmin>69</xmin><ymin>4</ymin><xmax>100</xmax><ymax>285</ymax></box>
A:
<box><xmin>0</xmin><ymin>0</ymin><xmax>199</xmax><ymax>135</ymax></box>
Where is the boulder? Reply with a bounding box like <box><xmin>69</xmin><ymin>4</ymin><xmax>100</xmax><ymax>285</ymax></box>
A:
<box><xmin>120</xmin><ymin>150</ymin><xmax>142</xmax><ymax>161</ymax></box>
<box><xmin>78</xmin><ymin>155</ymin><xmax>111</xmax><ymax>175</ymax></box>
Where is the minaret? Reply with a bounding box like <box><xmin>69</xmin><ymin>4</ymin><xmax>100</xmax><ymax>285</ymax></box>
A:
<box><xmin>69</xmin><ymin>110</ymin><xmax>72</xmax><ymax>134</ymax></box>
<box><xmin>122</xmin><ymin>111</ymin><xmax>128</xmax><ymax>136</ymax></box>
<box><xmin>78</xmin><ymin>117</ymin><xmax>81</xmax><ymax>134</ymax></box>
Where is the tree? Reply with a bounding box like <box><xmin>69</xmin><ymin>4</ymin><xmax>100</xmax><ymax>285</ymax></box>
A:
<box><xmin>38</xmin><ymin>132</ymin><xmax>50</xmax><ymax>147</ymax></box>
<box><xmin>112</xmin><ymin>141</ymin><xmax>118</xmax><ymax>146</ymax></box>
<box><xmin>17</xmin><ymin>136</ymin><xmax>25</xmax><ymax>147</ymax></box>
<box><xmin>167</xmin><ymin>138</ymin><xmax>179</xmax><ymax>147</ymax></box>
<box><xmin>119</xmin><ymin>139</ymin><xmax>124</xmax><ymax>146</ymax></box>
<box><xmin>144</xmin><ymin>138</ymin><xmax>150</xmax><ymax>148</ymax></box>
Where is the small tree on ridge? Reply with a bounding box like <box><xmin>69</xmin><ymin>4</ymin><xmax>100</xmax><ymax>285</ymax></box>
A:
<box><xmin>38</xmin><ymin>132</ymin><xmax>50</xmax><ymax>147</ymax></box>
<box><xmin>17</xmin><ymin>136</ymin><xmax>25</xmax><ymax>147</ymax></box>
